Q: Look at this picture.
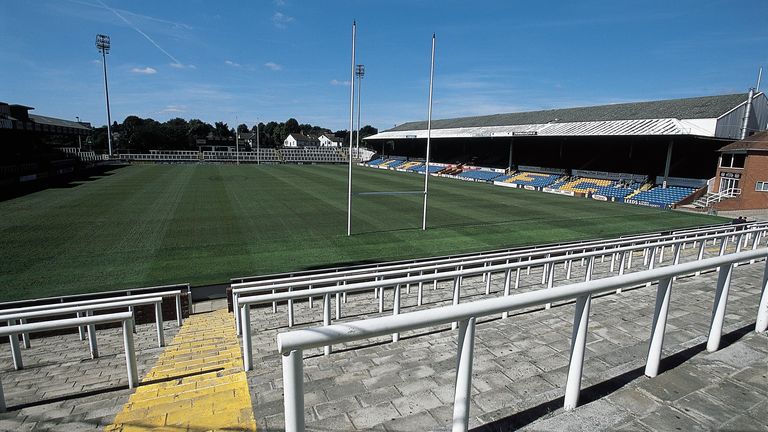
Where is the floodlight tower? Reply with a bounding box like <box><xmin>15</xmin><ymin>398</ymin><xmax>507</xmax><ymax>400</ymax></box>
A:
<box><xmin>355</xmin><ymin>64</ymin><xmax>365</xmax><ymax>154</ymax></box>
<box><xmin>96</xmin><ymin>34</ymin><xmax>113</xmax><ymax>157</ymax></box>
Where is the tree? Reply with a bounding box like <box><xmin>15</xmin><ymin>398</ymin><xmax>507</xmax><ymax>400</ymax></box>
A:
<box><xmin>359</xmin><ymin>125</ymin><xmax>378</xmax><ymax>139</ymax></box>
<box><xmin>237</xmin><ymin>123</ymin><xmax>249</xmax><ymax>134</ymax></box>
<box><xmin>285</xmin><ymin>118</ymin><xmax>300</xmax><ymax>134</ymax></box>
<box><xmin>214</xmin><ymin>122</ymin><xmax>232</xmax><ymax>138</ymax></box>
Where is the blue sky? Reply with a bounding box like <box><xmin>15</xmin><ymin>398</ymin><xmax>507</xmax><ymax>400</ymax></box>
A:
<box><xmin>1</xmin><ymin>0</ymin><xmax>767</xmax><ymax>131</ymax></box>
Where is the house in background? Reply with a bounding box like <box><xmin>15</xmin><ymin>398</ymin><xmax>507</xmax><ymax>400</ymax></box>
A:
<box><xmin>284</xmin><ymin>133</ymin><xmax>319</xmax><ymax>147</ymax></box>
<box><xmin>318</xmin><ymin>133</ymin><xmax>343</xmax><ymax>147</ymax></box>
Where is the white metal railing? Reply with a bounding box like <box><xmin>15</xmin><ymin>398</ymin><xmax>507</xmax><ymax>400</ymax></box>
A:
<box><xmin>276</xmin><ymin>248</ymin><xmax>768</xmax><ymax>432</ymax></box>
<box><xmin>0</xmin><ymin>297</ymin><xmax>164</xmax><ymax>368</ymax></box>
<box><xmin>0</xmin><ymin>311</ymin><xmax>138</xmax><ymax>412</ymax></box>
<box><xmin>238</xmin><ymin>227</ymin><xmax>767</xmax><ymax>370</ymax></box>
<box><xmin>0</xmin><ymin>289</ymin><xmax>185</xmax><ymax>347</ymax></box>
<box><xmin>696</xmin><ymin>188</ymin><xmax>742</xmax><ymax>207</ymax></box>
<box><xmin>232</xmin><ymin>223</ymin><xmax>768</xmax><ymax>334</ymax></box>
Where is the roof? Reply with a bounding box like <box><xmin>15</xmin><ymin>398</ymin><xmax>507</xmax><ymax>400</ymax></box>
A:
<box><xmin>320</xmin><ymin>133</ymin><xmax>342</xmax><ymax>141</ymax></box>
<box><xmin>387</xmin><ymin>93</ymin><xmax>750</xmax><ymax>132</ymax></box>
<box><xmin>29</xmin><ymin>114</ymin><xmax>92</xmax><ymax>132</ymax></box>
<box><xmin>718</xmin><ymin>131</ymin><xmax>768</xmax><ymax>152</ymax></box>
<box><xmin>286</xmin><ymin>133</ymin><xmax>318</xmax><ymax>141</ymax></box>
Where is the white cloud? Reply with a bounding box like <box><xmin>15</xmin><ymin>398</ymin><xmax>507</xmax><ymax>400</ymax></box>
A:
<box><xmin>264</xmin><ymin>62</ymin><xmax>282</xmax><ymax>71</ymax></box>
<box><xmin>170</xmin><ymin>62</ymin><xmax>196</xmax><ymax>69</ymax></box>
<box><xmin>330</xmin><ymin>79</ymin><xmax>351</xmax><ymax>86</ymax></box>
<box><xmin>225</xmin><ymin>60</ymin><xmax>242</xmax><ymax>67</ymax></box>
<box><xmin>131</xmin><ymin>66</ymin><xmax>157</xmax><ymax>74</ymax></box>
<box><xmin>274</xmin><ymin>0</ymin><xmax>286</xmax><ymax>5</ymax></box>
<box><xmin>272</xmin><ymin>12</ymin><xmax>294</xmax><ymax>28</ymax></box>
<box><xmin>160</xmin><ymin>104</ymin><xmax>187</xmax><ymax>113</ymax></box>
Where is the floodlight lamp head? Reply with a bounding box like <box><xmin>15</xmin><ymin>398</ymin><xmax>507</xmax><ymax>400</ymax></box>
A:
<box><xmin>96</xmin><ymin>34</ymin><xmax>111</xmax><ymax>54</ymax></box>
<box><xmin>355</xmin><ymin>64</ymin><xmax>365</xmax><ymax>78</ymax></box>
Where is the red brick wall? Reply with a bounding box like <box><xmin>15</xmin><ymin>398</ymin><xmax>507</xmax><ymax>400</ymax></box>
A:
<box><xmin>715</xmin><ymin>152</ymin><xmax>768</xmax><ymax>211</ymax></box>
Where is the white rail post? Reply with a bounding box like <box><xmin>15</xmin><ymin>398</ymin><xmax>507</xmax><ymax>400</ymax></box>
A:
<box><xmin>451</xmin><ymin>276</ymin><xmax>461</xmax><ymax>330</ymax></box>
<box><xmin>671</xmin><ymin>243</ymin><xmax>682</xmax><ymax>281</ymax></box>
<box><xmin>406</xmin><ymin>273</ymin><xmax>411</xmax><ymax>294</ymax></box>
<box><xmin>129</xmin><ymin>306</ymin><xmax>136</xmax><ymax>334</ymax></box>
<box><xmin>417</xmin><ymin>272</ymin><xmax>424</xmax><ymax>306</ymax></box>
<box><xmin>288</xmin><ymin>287</ymin><xmax>294</xmax><ymax>327</ymax></box>
<box><xmin>527</xmin><ymin>256</ymin><xmax>532</xmax><ymax>274</ymax></box>
<box><xmin>282</xmin><ymin>349</ymin><xmax>305</xmax><ymax>432</ymax></box>
<box><xmin>564</xmin><ymin>294</ymin><xmax>591</xmax><ymax>410</ymax></box>
<box><xmin>756</xmin><ymin>259</ymin><xmax>768</xmax><ymax>333</ymax></box>
<box><xmin>378</xmin><ymin>284</ymin><xmax>385</xmax><ymax>313</ymax></box>
<box><xmin>584</xmin><ymin>256</ymin><xmax>594</xmax><ymax>282</ymax></box>
<box><xmin>482</xmin><ymin>262</ymin><xmax>487</xmax><ymax>282</ymax></box>
<box><xmin>545</xmin><ymin>260</ymin><xmax>556</xmax><ymax>309</ymax></box>
<box><xmin>750</xmin><ymin>234</ymin><xmax>760</xmax><ymax>264</ymax></box>
<box><xmin>643</xmin><ymin>245</ymin><xmax>649</xmax><ymax>266</ymax></box>
<box><xmin>323</xmin><ymin>294</ymin><xmax>332</xmax><ymax>356</ymax></box>
<box><xmin>234</xmin><ymin>292</ymin><xmax>241</xmax><ymax>335</ymax></box>
<box><xmin>241</xmin><ymin>305</ymin><xmax>253</xmax><ymax>371</ymax></box>
<box><xmin>343</xmin><ymin>281</ymin><xmax>347</xmax><ymax>303</ymax></box>
<box><xmin>718</xmin><ymin>236</ymin><xmax>728</xmax><ymax>257</ymax></box>
<box><xmin>77</xmin><ymin>311</ymin><xmax>86</xmax><ymax>340</ymax></box>
<box><xmin>433</xmin><ymin>268</ymin><xmax>439</xmax><ymax>290</ymax></box>
<box><xmin>707</xmin><ymin>263</ymin><xmax>733</xmax><ymax>352</ymax></box>
<box><xmin>501</xmin><ymin>268</ymin><xmax>512</xmax><ymax>319</ymax></box>
<box><xmin>541</xmin><ymin>255</ymin><xmax>550</xmax><ymax>285</ymax></box>
<box><xmin>609</xmin><ymin>251</ymin><xmax>616</xmax><ymax>273</ymax></box>
<box><xmin>86</xmin><ymin>310</ymin><xmax>99</xmax><ymax>359</ymax></box>
<box><xmin>695</xmin><ymin>239</ymin><xmax>706</xmax><ymax>276</ymax></box>
<box><xmin>515</xmin><ymin>267</ymin><xmax>521</xmax><ymax>289</ymax></box>
<box><xmin>308</xmin><ymin>285</ymin><xmax>314</xmax><ymax>308</ymax></box>
<box><xmin>659</xmin><ymin>245</ymin><xmax>665</xmax><ymax>263</ymax></box>
<box><xmin>122</xmin><ymin>319</ymin><xmax>138</xmax><ymax>389</ymax></box>
<box><xmin>19</xmin><ymin>318</ymin><xmax>30</xmax><ymax>349</ymax></box>
<box><xmin>393</xmin><ymin>285</ymin><xmax>401</xmax><ymax>342</ymax></box>
<box><xmin>452</xmin><ymin>317</ymin><xmax>476</xmax><ymax>432</ymax></box>
<box><xmin>734</xmin><ymin>233</ymin><xmax>744</xmax><ymax>267</ymax></box>
<box><xmin>627</xmin><ymin>247</ymin><xmax>634</xmax><ymax>269</ymax></box>
<box><xmin>485</xmin><ymin>267</ymin><xmax>492</xmax><ymax>295</ymax></box>
<box><xmin>175</xmin><ymin>294</ymin><xmax>183</xmax><ymax>326</ymax></box>
<box><xmin>335</xmin><ymin>291</ymin><xmax>341</xmax><ymax>320</ymax></box>
<box><xmin>8</xmin><ymin>322</ymin><xmax>23</xmax><ymax>370</ymax></box>
<box><xmin>616</xmin><ymin>251</ymin><xmax>627</xmax><ymax>294</ymax></box>
<box><xmin>645</xmin><ymin>277</ymin><xmax>672</xmax><ymax>377</ymax></box>
<box><xmin>272</xmin><ymin>289</ymin><xmax>277</xmax><ymax>313</ymax></box>
<box><xmin>154</xmin><ymin>302</ymin><xmax>165</xmax><ymax>348</ymax></box>
<box><xmin>566</xmin><ymin>258</ymin><xmax>573</xmax><ymax>280</ymax></box>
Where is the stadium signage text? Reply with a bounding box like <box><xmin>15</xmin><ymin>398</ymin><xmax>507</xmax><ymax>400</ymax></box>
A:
<box><xmin>542</xmin><ymin>187</ymin><xmax>575</xmax><ymax>196</ymax></box>
<box><xmin>511</xmin><ymin>131</ymin><xmax>538</xmax><ymax>136</ymax></box>
<box><xmin>591</xmin><ymin>194</ymin><xmax>608</xmax><ymax>201</ymax></box>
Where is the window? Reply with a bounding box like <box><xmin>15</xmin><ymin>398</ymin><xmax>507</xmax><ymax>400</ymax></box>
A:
<box><xmin>732</xmin><ymin>154</ymin><xmax>746</xmax><ymax>168</ymax></box>
<box><xmin>757</xmin><ymin>181</ymin><xmax>768</xmax><ymax>192</ymax></box>
<box><xmin>720</xmin><ymin>154</ymin><xmax>732</xmax><ymax>167</ymax></box>
<box><xmin>720</xmin><ymin>153</ymin><xmax>746</xmax><ymax>168</ymax></box>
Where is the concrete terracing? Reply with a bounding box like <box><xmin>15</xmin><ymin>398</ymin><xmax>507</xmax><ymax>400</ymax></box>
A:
<box><xmin>0</xmin><ymin>240</ymin><xmax>765</xmax><ymax>431</ymax></box>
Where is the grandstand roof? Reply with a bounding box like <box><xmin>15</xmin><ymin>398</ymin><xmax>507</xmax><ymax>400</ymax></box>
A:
<box><xmin>718</xmin><ymin>131</ymin><xmax>768</xmax><ymax>152</ymax></box>
<box><xmin>366</xmin><ymin>93</ymin><xmax>762</xmax><ymax>140</ymax></box>
<box><xmin>29</xmin><ymin>114</ymin><xmax>91</xmax><ymax>132</ymax></box>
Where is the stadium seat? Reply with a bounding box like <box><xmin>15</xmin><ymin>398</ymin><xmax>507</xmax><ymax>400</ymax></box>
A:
<box><xmin>502</xmin><ymin>171</ymin><xmax>560</xmax><ymax>188</ymax></box>
<box><xmin>456</xmin><ymin>170</ymin><xmax>503</xmax><ymax>182</ymax></box>
<box><xmin>630</xmin><ymin>186</ymin><xmax>695</xmax><ymax>207</ymax></box>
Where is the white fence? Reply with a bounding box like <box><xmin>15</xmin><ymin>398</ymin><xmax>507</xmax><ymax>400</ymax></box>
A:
<box><xmin>276</xmin><ymin>248</ymin><xmax>768</xmax><ymax>432</ymax></box>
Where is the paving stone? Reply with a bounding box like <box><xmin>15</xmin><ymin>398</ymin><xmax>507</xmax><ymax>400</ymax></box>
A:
<box><xmin>391</xmin><ymin>390</ymin><xmax>443</xmax><ymax>417</ymax></box>
<box><xmin>381</xmin><ymin>410</ymin><xmax>442</xmax><ymax>432</ymax></box>
<box><xmin>637</xmin><ymin>404</ymin><xmax>709</xmax><ymax>431</ymax></box>
<box><xmin>348</xmin><ymin>402</ymin><xmax>400</xmax><ymax>429</ymax></box>
<box><xmin>314</xmin><ymin>396</ymin><xmax>360</xmax><ymax>420</ymax></box>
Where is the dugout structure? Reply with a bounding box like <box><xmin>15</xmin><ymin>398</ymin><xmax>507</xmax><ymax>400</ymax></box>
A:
<box><xmin>364</xmin><ymin>93</ymin><xmax>768</xmax><ymax>183</ymax></box>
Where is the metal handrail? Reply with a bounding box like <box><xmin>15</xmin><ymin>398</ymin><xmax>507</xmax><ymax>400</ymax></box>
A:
<box><xmin>0</xmin><ymin>290</ymin><xmax>184</xmax><ymax>349</ymax></box>
<box><xmin>0</xmin><ymin>311</ymin><xmax>138</xmax><ymax>412</ymax></box>
<box><xmin>237</xmin><ymin>227</ymin><xmax>766</xmax><ymax>370</ymax></box>
<box><xmin>277</xmin><ymin>248</ymin><xmax>768</xmax><ymax>432</ymax></box>
<box><xmin>1</xmin><ymin>297</ymin><xmax>165</xmax><ymax>362</ymax></box>
<box><xmin>234</xmin><ymin>222</ymin><xmax>758</xmax><ymax>290</ymax></box>
<box><xmin>232</xmin><ymin>223</ymin><xmax>767</xmax><ymax>334</ymax></box>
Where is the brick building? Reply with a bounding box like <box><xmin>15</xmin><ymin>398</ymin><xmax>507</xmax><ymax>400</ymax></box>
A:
<box><xmin>713</xmin><ymin>131</ymin><xmax>768</xmax><ymax>210</ymax></box>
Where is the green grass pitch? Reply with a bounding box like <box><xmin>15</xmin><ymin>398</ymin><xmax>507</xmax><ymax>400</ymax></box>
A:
<box><xmin>0</xmin><ymin>164</ymin><xmax>724</xmax><ymax>300</ymax></box>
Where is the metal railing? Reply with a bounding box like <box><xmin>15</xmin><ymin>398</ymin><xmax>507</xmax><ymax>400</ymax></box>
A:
<box><xmin>232</xmin><ymin>223</ymin><xmax>768</xmax><ymax>334</ymax></box>
<box><xmin>695</xmin><ymin>188</ymin><xmax>742</xmax><ymax>207</ymax></box>
<box><xmin>0</xmin><ymin>311</ymin><xmax>138</xmax><ymax>412</ymax></box>
<box><xmin>0</xmin><ymin>290</ymin><xmax>185</xmax><ymax>348</ymax></box>
<box><xmin>237</xmin><ymin>227</ymin><xmax>767</xmax><ymax>369</ymax></box>
<box><xmin>1</xmin><ymin>297</ymin><xmax>164</xmax><ymax>368</ymax></box>
<box><xmin>276</xmin><ymin>248</ymin><xmax>768</xmax><ymax>432</ymax></box>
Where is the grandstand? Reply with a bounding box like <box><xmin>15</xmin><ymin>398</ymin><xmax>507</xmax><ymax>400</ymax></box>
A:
<box><xmin>120</xmin><ymin>147</ymin><xmax>352</xmax><ymax>164</ymax></box>
<box><xmin>364</xmin><ymin>92</ymin><xmax>768</xmax><ymax>183</ymax></box>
